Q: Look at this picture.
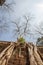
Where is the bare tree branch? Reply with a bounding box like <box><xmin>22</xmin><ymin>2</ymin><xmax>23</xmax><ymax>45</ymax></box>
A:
<box><xmin>34</xmin><ymin>24</ymin><xmax>43</xmax><ymax>36</ymax></box>
<box><xmin>0</xmin><ymin>0</ymin><xmax>5</xmax><ymax>6</ymax></box>
<box><xmin>0</xmin><ymin>21</ymin><xmax>9</xmax><ymax>33</ymax></box>
<box><xmin>0</xmin><ymin>0</ymin><xmax>15</xmax><ymax>11</ymax></box>
<box><xmin>12</xmin><ymin>14</ymin><xmax>33</xmax><ymax>39</ymax></box>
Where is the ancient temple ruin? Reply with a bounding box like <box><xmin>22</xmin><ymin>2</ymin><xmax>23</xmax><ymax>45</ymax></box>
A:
<box><xmin>0</xmin><ymin>41</ymin><xmax>43</xmax><ymax>65</ymax></box>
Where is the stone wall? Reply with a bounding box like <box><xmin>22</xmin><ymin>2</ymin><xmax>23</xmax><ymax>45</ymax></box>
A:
<box><xmin>0</xmin><ymin>41</ymin><xmax>43</xmax><ymax>65</ymax></box>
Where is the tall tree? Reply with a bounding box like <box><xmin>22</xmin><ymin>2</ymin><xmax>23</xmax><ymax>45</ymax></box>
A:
<box><xmin>0</xmin><ymin>0</ymin><xmax>15</xmax><ymax>34</ymax></box>
<box><xmin>12</xmin><ymin>14</ymin><xmax>33</xmax><ymax>39</ymax></box>
<box><xmin>0</xmin><ymin>0</ymin><xmax>15</xmax><ymax>11</ymax></box>
<box><xmin>0</xmin><ymin>18</ymin><xmax>9</xmax><ymax>33</ymax></box>
<box><xmin>34</xmin><ymin>22</ymin><xmax>43</xmax><ymax>36</ymax></box>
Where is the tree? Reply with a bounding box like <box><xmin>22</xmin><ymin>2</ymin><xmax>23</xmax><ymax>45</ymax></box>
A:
<box><xmin>0</xmin><ymin>0</ymin><xmax>15</xmax><ymax>11</ymax></box>
<box><xmin>36</xmin><ymin>37</ymin><xmax>43</xmax><ymax>46</ymax></box>
<box><xmin>0</xmin><ymin>42</ymin><xmax>43</xmax><ymax>65</ymax></box>
<box><xmin>34</xmin><ymin>22</ymin><xmax>43</xmax><ymax>45</ymax></box>
<box><xmin>0</xmin><ymin>0</ymin><xmax>5</xmax><ymax>6</ymax></box>
<box><xmin>0</xmin><ymin>18</ymin><xmax>9</xmax><ymax>33</ymax></box>
<box><xmin>34</xmin><ymin>22</ymin><xmax>43</xmax><ymax>36</ymax></box>
<box><xmin>12</xmin><ymin>14</ymin><xmax>33</xmax><ymax>40</ymax></box>
<box><xmin>0</xmin><ymin>0</ymin><xmax>15</xmax><ymax>35</ymax></box>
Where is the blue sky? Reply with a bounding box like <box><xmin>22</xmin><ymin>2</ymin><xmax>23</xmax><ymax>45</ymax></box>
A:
<box><xmin>0</xmin><ymin>0</ymin><xmax>43</xmax><ymax>42</ymax></box>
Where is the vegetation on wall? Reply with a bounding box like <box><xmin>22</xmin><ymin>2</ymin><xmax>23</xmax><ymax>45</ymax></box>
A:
<box><xmin>17</xmin><ymin>37</ymin><xmax>25</xmax><ymax>44</ymax></box>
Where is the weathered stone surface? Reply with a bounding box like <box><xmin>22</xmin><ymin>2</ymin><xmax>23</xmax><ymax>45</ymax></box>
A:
<box><xmin>0</xmin><ymin>41</ymin><xmax>43</xmax><ymax>65</ymax></box>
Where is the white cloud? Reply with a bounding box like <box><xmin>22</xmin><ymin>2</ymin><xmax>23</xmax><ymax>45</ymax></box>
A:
<box><xmin>35</xmin><ymin>3</ymin><xmax>43</xmax><ymax>11</ymax></box>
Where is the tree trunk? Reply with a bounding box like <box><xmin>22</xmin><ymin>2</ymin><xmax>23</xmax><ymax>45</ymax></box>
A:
<box><xmin>0</xmin><ymin>43</ymin><xmax>14</xmax><ymax>65</ymax></box>
<box><xmin>0</xmin><ymin>42</ymin><xmax>43</xmax><ymax>65</ymax></box>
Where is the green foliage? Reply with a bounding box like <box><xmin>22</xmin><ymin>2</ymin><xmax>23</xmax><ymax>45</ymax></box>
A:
<box><xmin>36</xmin><ymin>37</ymin><xmax>43</xmax><ymax>46</ymax></box>
<box><xmin>18</xmin><ymin>37</ymin><xmax>25</xmax><ymax>44</ymax></box>
<box><xmin>37</xmin><ymin>38</ymin><xmax>41</xmax><ymax>42</ymax></box>
<box><xmin>37</xmin><ymin>37</ymin><xmax>43</xmax><ymax>42</ymax></box>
